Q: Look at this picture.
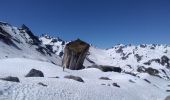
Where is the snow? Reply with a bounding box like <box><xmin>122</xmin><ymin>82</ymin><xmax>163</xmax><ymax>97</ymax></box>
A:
<box><xmin>0</xmin><ymin>58</ymin><xmax>169</xmax><ymax>100</ymax></box>
<box><xmin>0</xmin><ymin>22</ymin><xmax>170</xmax><ymax>100</ymax></box>
<box><xmin>85</xmin><ymin>45</ymin><xmax>170</xmax><ymax>80</ymax></box>
<box><xmin>39</xmin><ymin>34</ymin><xmax>66</xmax><ymax>56</ymax></box>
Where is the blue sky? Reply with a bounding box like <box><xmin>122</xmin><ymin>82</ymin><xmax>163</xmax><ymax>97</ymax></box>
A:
<box><xmin>0</xmin><ymin>0</ymin><xmax>170</xmax><ymax>48</ymax></box>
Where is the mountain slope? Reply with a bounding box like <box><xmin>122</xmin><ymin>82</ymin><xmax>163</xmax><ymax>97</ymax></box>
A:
<box><xmin>0</xmin><ymin>21</ymin><xmax>61</xmax><ymax>65</ymax></box>
<box><xmin>0</xmin><ymin>21</ymin><xmax>169</xmax><ymax>100</ymax></box>
<box><xmin>39</xmin><ymin>34</ymin><xmax>66</xmax><ymax>57</ymax></box>
<box><xmin>86</xmin><ymin>44</ymin><xmax>170</xmax><ymax>80</ymax></box>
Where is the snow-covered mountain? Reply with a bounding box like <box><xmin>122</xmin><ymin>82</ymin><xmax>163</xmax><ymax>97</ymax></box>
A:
<box><xmin>0</xmin><ymin>22</ymin><xmax>170</xmax><ymax>100</ymax></box>
<box><xmin>0</xmin><ymin>21</ymin><xmax>62</xmax><ymax>65</ymax></box>
<box><xmin>40</xmin><ymin>34</ymin><xmax>170</xmax><ymax>80</ymax></box>
<box><xmin>39</xmin><ymin>34</ymin><xmax>66</xmax><ymax>57</ymax></box>
<box><xmin>87</xmin><ymin>44</ymin><xmax>170</xmax><ymax>79</ymax></box>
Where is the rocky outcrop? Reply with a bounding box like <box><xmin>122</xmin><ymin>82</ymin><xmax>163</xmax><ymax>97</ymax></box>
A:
<box><xmin>21</xmin><ymin>24</ymin><xmax>41</xmax><ymax>45</ymax></box>
<box><xmin>62</xmin><ymin>39</ymin><xmax>90</xmax><ymax>70</ymax></box>
<box><xmin>137</xmin><ymin>66</ymin><xmax>159</xmax><ymax>76</ymax></box>
<box><xmin>143</xmin><ymin>56</ymin><xmax>170</xmax><ymax>68</ymax></box>
<box><xmin>0</xmin><ymin>25</ymin><xmax>21</xmax><ymax>50</ymax></box>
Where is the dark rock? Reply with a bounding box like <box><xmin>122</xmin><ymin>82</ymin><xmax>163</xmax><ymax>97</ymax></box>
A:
<box><xmin>126</xmin><ymin>65</ymin><xmax>132</xmax><ymax>69</ymax></box>
<box><xmin>166</xmin><ymin>90</ymin><xmax>170</xmax><ymax>92</ymax></box>
<box><xmin>62</xmin><ymin>39</ymin><xmax>90</xmax><ymax>70</ymax></box>
<box><xmin>99</xmin><ymin>77</ymin><xmax>111</xmax><ymax>80</ymax></box>
<box><xmin>143</xmin><ymin>62</ymin><xmax>151</xmax><ymax>65</ymax></box>
<box><xmin>150</xmin><ymin>44</ymin><xmax>156</xmax><ymax>49</ymax></box>
<box><xmin>161</xmin><ymin>56</ymin><xmax>169</xmax><ymax>67</ymax></box>
<box><xmin>36</xmin><ymin>46</ymin><xmax>52</xmax><ymax>56</ymax></box>
<box><xmin>112</xmin><ymin>83</ymin><xmax>120</xmax><ymax>88</ymax></box>
<box><xmin>143</xmin><ymin>59</ymin><xmax>160</xmax><ymax>65</ymax></box>
<box><xmin>164</xmin><ymin>50</ymin><xmax>168</xmax><ymax>53</ymax></box>
<box><xmin>61</xmin><ymin>41</ymin><xmax>65</xmax><ymax>45</ymax></box>
<box><xmin>59</xmin><ymin>52</ymin><xmax>64</xmax><ymax>57</ymax></box>
<box><xmin>107</xmin><ymin>84</ymin><xmax>111</xmax><ymax>86</ymax></box>
<box><xmin>86</xmin><ymin>57</ymin><xmax>95</xmax><ymax>64</ymax></box>
<box><xmin>143</xmin><ymin>56</ymin><xmax>170</xmax><ymax>68</ymax></box>
<box><xmin>49</xmin><ymin>76</ymin><xmax>59</xmax><ymax>78</ymax></box>
<box><xmin>0</xmin><ymin>76</ymin><xmax>20</xmax><ymax>82</ymax></box>
<box><xmin>45</xmin><ymin>45</ymin><xmax>54</xmax><ymax>53</ymax></box>
<box><xmin>140</xmin><ymin>44</ymin><xmax>146</xmax><ymax>48</ymax></box>
<box><xmin>64</xmin><ymin>75</ymin><xmax>84</xmax><ymax>82</ymax></box>
<box><xmin>51</xmin><ymin>61</ymin><xmax>56</xmax><ymax>65</ymax></box>
<box><xmin>87</xmin><ymin>65</ymin><xmax>122</xmax><ymax>72</ymax></box>
<box><xmin>146</xmin><ymin>67</ymin><xmax>159</xmax><ymax>75</ymax></box>
<box><xmin>51</xmin><ymin>39</ymin><xmax>58</xmax><ymax>43</ymax></box>
<box><xmin>134</xmin><ymin>54</ymin><xmax>143</xmax><ymax>62</ymax></box>
<box><xmin>129</xmin><ymin>79</ymin><xmax>135</xmax><ymax>83</ymax></box>
<box><xmin>137</xmin><ymin>66</ymin><xmax>159</xmax><ymax>76</ymax></box>
<box><xmin>116</xmin><ymin>46</ymin><xmax>123</xmax><ymax>53</ymax></box>
<box><xmin>122</xmin><ymin>53</ymin><xmax>132</xmax><ymax>60</ymax></box>
<box><xmin>137</xmin><ymin>66</ymin><xmax>146</xmax><ymax>72</ymax></box>
<box><xmin>165</xmin><ymin>96</ymin><xmax>170</xmax><ymax>100</ymax></box>
<box><xmin>25</xmin><ymin>69</ymin><xmax>44</xmax><ymax>77</ymax></box>
<box><xmin>124</xmin><ymin>71</ymin><xmax>137</xmax><ymax>76</ymax></box>
<box><xmin>38</xmin><ymin>82</ymin><xmax>47</xmax><ymax>87</ymax></box>
<box><xmin>143</xmin><ymin>79</ymin><xmax>151</xmax><ymax>84</ymax></box>
<box><xmin>150</xmin><ymin>46</ymin><xmax>155</xmax><ymax>49</ymax></box>
<box><xmin>101</xmin><ymin>83</ymin><xmax>106</xmax><ymax>85</ymax></box>
<box><xmin>161</xmin><ymin>69</ymin><xmax>170</xmax><ymax>79</ymax></box>
<box><xmin>54</xmin><ymin>76</ymin><xmax>59</xmax><ymax>78</ymax></box>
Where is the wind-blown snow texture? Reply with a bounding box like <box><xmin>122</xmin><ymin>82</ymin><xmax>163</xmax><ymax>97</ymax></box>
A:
<box><xmin>0</xmin><ymin>22</ymin><xmax>170</xmax><ymax>100</ymax></box>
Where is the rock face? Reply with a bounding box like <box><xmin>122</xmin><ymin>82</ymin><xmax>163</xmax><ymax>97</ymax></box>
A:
<box><xmin>62</xmin><ymin>39</ymin><xmax>90</xmax><ymax>70</ymax></box>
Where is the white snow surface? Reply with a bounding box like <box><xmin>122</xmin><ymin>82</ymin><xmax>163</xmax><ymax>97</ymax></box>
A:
<box><xmin>0</xmin><ymin>58</ymin><xmax>169</xmax><ymax>100</ymax></box>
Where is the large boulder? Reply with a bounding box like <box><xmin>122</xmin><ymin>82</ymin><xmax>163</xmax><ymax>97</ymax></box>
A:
<box><xmin>25</xmin><ymin>69</ymin><xmax>44</xmax><ymax>77</ymax></box>
<box><xmin>62</xmin><ymin>39</ymin><xmax>90</xmax><ymax>70</ymax></box>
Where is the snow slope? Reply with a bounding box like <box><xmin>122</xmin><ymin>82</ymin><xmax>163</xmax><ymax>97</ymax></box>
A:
<box><xmin>0</xmin><ymin>58</ymin><xmax>169</xmax><ymax>100</ymax></box>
